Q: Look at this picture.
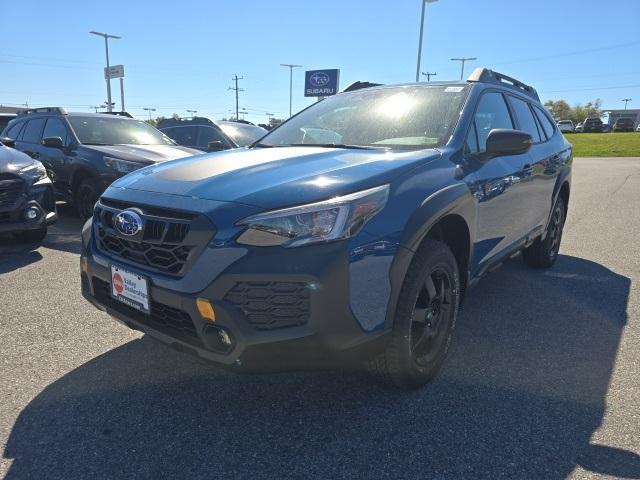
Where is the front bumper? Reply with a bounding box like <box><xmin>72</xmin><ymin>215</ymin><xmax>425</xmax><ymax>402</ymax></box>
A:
<box><xmin>81</xmin><ymin>236</ymin><xmax>389</xmax><ymax>369</ymax></box>
<box><xmin>0</xmin><ymin>180</ymin><xmax>57</xmax><ymax>234</ymax></box>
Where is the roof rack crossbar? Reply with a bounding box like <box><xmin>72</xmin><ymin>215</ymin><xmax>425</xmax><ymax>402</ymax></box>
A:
<box><xmin>467</xmin><ymin>68</ymin><xmax>539</xmax><ymax>101</ymax></box>
<box><xmin>17</xmin><ymin>107</ymin><xmax>67</xmax><ymax>116</ymax></box>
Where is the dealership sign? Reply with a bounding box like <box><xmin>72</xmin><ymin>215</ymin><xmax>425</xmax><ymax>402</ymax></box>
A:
<box><xmin>304</xmin><ymin>69</ymin><xmax>340</xmax><ymax>97</ymax></box>
<box><xmin>104</xmin><ymin>64</ymin><xmax>125</xmax><ymax>79</ymax></box>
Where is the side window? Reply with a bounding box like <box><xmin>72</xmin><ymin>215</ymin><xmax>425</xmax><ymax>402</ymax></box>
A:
<box><xmin>5</xmin><ymin>121</ymin><xmax>25</xmax><ymax>140</ymax></box>
<box><xmin>533</xmin><ymin>106</ymin><xmax>555</xmax><ymax>140</ymax></box>
<box><xmin>198</xmin><ymin>126</ymin><xmax>231</xmax><ymax>149</ymax></box>
<box><xmin>21</xmin><ymin>118</ymin><xmax>47</xmax><ymax>144</ymax></box>
<box><xmin>467</xmin><ymin>92</ymin><xmax>514</xmax><ymax>153</ymax></box>
<box><xmin>42</xmin><ymin>118</ymin><xmax>69</xmax><ymax>146</ymax></box>
<box><xmin>509</xmin><ymin>96</ymin><xmax>541</xmax><ymax>143</ymax></box>
<box><xmin>161</xmin><ymin>126</ymin><xmax>198</xmax><ymax>147</ymax></box>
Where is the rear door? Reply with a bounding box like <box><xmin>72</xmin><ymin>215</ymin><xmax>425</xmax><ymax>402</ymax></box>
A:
<box><xmin>506</xmin><ymin>95</ymin><xmax>553</xmax><ymax>235</ymax></box>
<box><xmin>464</xmin><ymin>90</ymin><xmax>531</xmax><ymax>270</ymax></box>
<box><xmin>15</xmin><ymin>117</ymin><xmax>46</xmax><ymax>161</ymax></box>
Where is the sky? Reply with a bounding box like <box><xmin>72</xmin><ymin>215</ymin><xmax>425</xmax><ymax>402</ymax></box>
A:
<box><xmin>2</xmin><ymin>0</ymin><xmax>640</xmax><ymax>124</ymax></box>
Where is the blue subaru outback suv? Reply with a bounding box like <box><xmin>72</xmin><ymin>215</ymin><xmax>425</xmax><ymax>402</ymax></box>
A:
<box><xmin>80</xmin><ymin>68</ymin><xmax>572</xmax><ymax>389</ymax></box>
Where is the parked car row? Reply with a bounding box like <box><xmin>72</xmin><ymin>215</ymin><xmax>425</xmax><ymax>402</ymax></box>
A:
<box><xmin>0</xmin><ymin>109</ymin><xmax>268</xmax><ymax>241</ymax></box>
<box><xmin>558</xmin><ymin>117</ymin><xmax>638</xmax><ymax>133</ymax></box>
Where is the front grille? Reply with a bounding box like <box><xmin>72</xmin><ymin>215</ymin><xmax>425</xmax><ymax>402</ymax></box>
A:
<box><xmin>93</xmin><ymin>201</ymin><xmax>215</xmax><ymax>276</ymax></box>
<box><xmin>224</xmin><ymin>281</ymin><xmax>311</xmax><ymax>330</ymax></box>
<box><xmin>0</xmin><ymin>175</ymin><xmax>24</xmax><ymax>208</ymax></box>
<box><xmin>92</xmin><ymin>277</ymin><xmax>202</xmax><ymax>347</ymax></box>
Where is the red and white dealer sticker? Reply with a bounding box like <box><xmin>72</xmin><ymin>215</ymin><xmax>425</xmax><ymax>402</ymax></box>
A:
<box><xmin>110</xmin><ymin>265</ymin><xmax>150</xmax><ymax>313</ymax></box>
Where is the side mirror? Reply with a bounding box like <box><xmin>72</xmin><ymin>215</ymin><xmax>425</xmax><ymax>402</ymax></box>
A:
<box><xmin>0</xmin><ymin>137</ymin><xmax>15</xmax><ymax>148</ymax></box>
<box><xmin>42</xmin><ymin>136</ymin><xmax>64</xmax><ymax>149</ymax></box>
<box><xmin>484</xmin><ymin>129</ymin><xmax>533</xmax><ymax>159</ymax></box>
<box><xmin>207</xmin><ymin>140</ymin><xmax>226</xmax><ymax>152</ymax></box>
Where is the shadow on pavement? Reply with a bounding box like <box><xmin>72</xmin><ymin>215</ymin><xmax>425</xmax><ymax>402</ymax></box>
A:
<box><xmin>3</xmin><ymin>255</ymin><xmax>637</xmax><ymax>479</ymax></box>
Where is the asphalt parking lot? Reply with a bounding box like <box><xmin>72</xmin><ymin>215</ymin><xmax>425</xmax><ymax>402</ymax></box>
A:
<box><xmin>0</xmin><ymin>157</ymin><xmax>638</xmax><ymax>479</ymax></box>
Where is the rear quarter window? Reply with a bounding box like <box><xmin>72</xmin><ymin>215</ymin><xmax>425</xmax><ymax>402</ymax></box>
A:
<box><xmin>533</xmin><ymin>106</ymin><xmax>556</xmax><ymax>139</ymax></box>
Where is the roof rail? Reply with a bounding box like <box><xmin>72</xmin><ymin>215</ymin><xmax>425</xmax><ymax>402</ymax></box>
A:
<box><xmin>342</xmin><ymin>81</ymin><xmax>383</xmax><ymax>92</ymax></box>
<box><xmin>17</xmin><ymin>107</ymin><xmax>67</xmax><ymax>116</ymax></box>
<box><xmin>156</xmin><ymin>116</ymin><xmax>217</xmax><ymax>128</ymax></box>
<box><xmin>467</xmin><ymin>68</ymin><xmax>539</xmax><ymax>101</ymax></box>
<box><xmin>100</xmin><ymin>111</ymin><xmax>134</xmax><ymax>118</ymax></box>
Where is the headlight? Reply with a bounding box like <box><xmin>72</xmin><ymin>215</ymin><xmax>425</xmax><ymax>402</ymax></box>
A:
<box><xmin>19</xmin><ymin>161</ymin><xmax>47</xmax><ymax>181</ymax></box>
<box><xmin>237</xmin><ymin>185</ymin><xmax>389</xmax><ymax>247</ymax></box>
<box><xmin>104</xmin><ymin>157</ymin><xmax>147</xmax><ymax>174</ymax></box>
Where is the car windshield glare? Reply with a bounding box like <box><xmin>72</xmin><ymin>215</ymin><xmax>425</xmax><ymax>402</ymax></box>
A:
<box><xmin>68</xmin><ymin>116</ymin><xmax>175</xmax><ymax>146</ymax></box>
<box><xmin>257</xmin><ymin>85</ymin><xmax>469</xmax><ymax>149</ymax></box>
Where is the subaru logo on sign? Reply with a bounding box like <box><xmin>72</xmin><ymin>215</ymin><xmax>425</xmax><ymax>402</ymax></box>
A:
<box><xmin>310</xmin><ymin>72</ymin><xmax>330</xmax><ymax>87</ymax></box>
<box><xmin>305</xmin><ymin>69</ymin><xmax>340</xmax><ymax>97</ymax></box>
<box><xmin>114</xmin><ymin>210</ymin><xmax>144</xmax><ymax>236</ymax></box>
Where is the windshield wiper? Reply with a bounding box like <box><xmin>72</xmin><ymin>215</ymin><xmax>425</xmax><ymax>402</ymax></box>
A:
<box><xmin>256</xmin><ymin>143</ymin><xmax>385</xmax><ymax>150</ymax></box>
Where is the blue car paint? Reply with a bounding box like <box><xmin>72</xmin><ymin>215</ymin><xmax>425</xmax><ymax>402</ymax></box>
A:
<box><xmin>84</xmin><ymin>78</ymin><xmax>573</xmax><ymax>366</ymax></box>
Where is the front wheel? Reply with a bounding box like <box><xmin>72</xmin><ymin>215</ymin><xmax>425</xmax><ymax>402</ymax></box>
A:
<box><xmin>75</xmin><ymin>177</ymin><xmax>101</xmax><ymax>221</ymax></box>
<box><xmin>371</xmin><ymin>239</ymin><xmax>460</xmax><ymax>389</ymax></box>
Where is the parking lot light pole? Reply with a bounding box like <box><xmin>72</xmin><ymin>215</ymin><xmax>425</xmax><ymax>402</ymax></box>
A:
<box><xmin>450</xmin><ymin>57</ymin><xmax>477</xmax><ymax>80</ymax></box>
<box><xmin>186</xmin><ymin>109</ymin><xmax>198</xmax><ymax>117</ymax></box>
<box><xmin>415</xmin><ymin>0</ymin><xmax>438</xmax><ymax>82</ymax></box>
<box><xmin>421</xmin><ymin>71</ymin><xmax>437</xmax><ymax>82</ymax></box>
<box><xmin>622</xmin><ymin>98</ymin><xmax>632</xmax><ymax>110</ymax></box>
<box><xmin>280</xmin><ymin>64</ymin><xmax>302</xmax><ymax>117</ymax></box>
<box><xmin>89</xmin><ymin>31</ymin><xmax>121</xmax><ymax>113</ymax></box>
<box><xmin>143</xmin><ymin>107</ymin><xmax>156</xmax><ymax>120</ymax></box>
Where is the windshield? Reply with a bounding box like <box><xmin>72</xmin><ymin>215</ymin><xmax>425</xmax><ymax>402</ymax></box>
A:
<box><xmin>219</xmin><ymin>122</ymin><xmax>267</xmax><ymax>147</ymax></box>
<box><xmin>257</xmin><ymin>85</ymin><xmax>469</xmax><ymax>149</ymax></box>
<box><xmin>68</xmin><ymin>116</ymin><xmax>175</xmax><ymax>146</ymax></box>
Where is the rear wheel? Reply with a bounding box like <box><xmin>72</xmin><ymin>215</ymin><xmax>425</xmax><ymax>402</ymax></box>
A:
<box><xmin>14</xmin><ymin>227</ymin><xmax>47</xmax><ymax>244</ymax></box>
<box><xmin>75</xmin><ymin>177</ymin><xmax>101</xmax><ymax>221</ymax></box>
<box><xmin>523</xmin><ymin>196</ymin><xmax>565</xmax><ymax>268</ymax></box>
<box><xmin>371</xmin><ymin>239</ymin><xmax>460</xmax><ymax>389</ymax></box>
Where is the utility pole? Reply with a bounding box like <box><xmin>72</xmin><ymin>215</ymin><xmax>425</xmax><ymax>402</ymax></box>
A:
<box><xmin>229</xmin><ymin>75</ymin><xmax>244</xmax><ymax>120</ymax></box>
<box><xmin>451</xmin><ymin>57</ymin><xmax>477</xmax><ymax>80</ymax></box>
<box><xmin>89</xmin><ymin>31</ymin><xmax>121</xmax><ymax>113</ymax></box>
<box><xmin>421</xmin><ymin>71</ymin><xmax>437</xmax><ymax>82</ymax></box>
<box><xmin>143</xmin><ymin>107</ymin><xmax>156</xmax><ymax>120</ymax></box>
<box><xmin>91</xmin><ymin>105</ymin><xmax>101</xmax><ymax>113</ymax></box>
<box><xmin>280</xmin><ymin>64</ymin><xmax>302</xmax><ymax>117</ymax></box>
<box><xmin>415</xmin><ymin>0</ymin><xmax>438</xmax><ymax>82</ymax></box>
<box><xmin>622</xmin><ymin>98</ymin><xmax>632</xmax><ymax>110</ymax></box>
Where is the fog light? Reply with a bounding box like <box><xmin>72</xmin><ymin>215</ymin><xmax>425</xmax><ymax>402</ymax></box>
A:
<box><xmin>25</xmin><ymin>206</ymin><xmax>40</xmax><ymax>220</ymax></box>
<box><xmin>218</xmin><ymin>329</ymin><xmax>232</xmax><ymax>346</ymax></box>
<box><xmin>196</xmin><ymin>298</ymin><xmax>216</xmax><ymax>322</ymax></box>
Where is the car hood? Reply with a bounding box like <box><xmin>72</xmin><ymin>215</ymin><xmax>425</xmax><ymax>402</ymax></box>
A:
<box><xmin>0</xmin><ymin>145</ymin><xmax>37</xmax><ymax>173</ymax></box>
<box><xmin>108</xmin><ymin>146</ymin><xmax>440</xmax><ymax>209</ymax></box>
<box><xmin>83</xmin><ymin>144</ymin><xmax>203</xmax><ymax>163</ymax></box>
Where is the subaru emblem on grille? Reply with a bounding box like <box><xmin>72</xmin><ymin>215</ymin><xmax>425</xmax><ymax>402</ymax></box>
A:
<box><xmin>113</xmin><ymin>210</ymin><xmax>144</xmax><ymax>236</ymax></box>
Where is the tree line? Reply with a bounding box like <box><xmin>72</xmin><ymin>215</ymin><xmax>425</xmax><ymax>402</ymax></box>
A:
<box><xmin>543</xmin><ymin>98</ymin><xmax>603</xmax><ymax>124</ymax></box>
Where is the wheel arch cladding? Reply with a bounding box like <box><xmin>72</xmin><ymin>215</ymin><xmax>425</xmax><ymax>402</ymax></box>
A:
<box><xmin>71</xmin><ymin>166</ymin><xmax>97</xmax><ymax>193</ymax></box>
<box><xmin>384</xmin><ymin>183</ymin><xmax>475</xmax><ymax>330</ymax></box>
<box><xmin>559</xmin><ymin>181</ymin><xmax>570</xmax><ymax>217</ymax></box>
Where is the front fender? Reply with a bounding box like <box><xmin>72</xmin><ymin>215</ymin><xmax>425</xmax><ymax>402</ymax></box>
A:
<box><xmin>383</xmin><ymin>182</ymin><xmax>476</xmax><ymax>330</ymax></box>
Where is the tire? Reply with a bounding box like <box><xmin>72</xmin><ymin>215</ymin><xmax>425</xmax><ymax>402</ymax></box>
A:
<box><xmin>370</xmin><ymin>239</ymin><xmax>461</xmax><ymax>389</ymax></box>
<box><xmin>75</xmin><ymin>177</ymin><xmax>101</xmax><ymax>221</ymax></box>
<box><xmin>523</xmin><ymin>196</ymin><xmax>565</xmax><ymax>269</ymax></box>
<box><xmin>14</xmin><ymin>226</ymin><xmax>47</xmax><ymax>244</ymax></box>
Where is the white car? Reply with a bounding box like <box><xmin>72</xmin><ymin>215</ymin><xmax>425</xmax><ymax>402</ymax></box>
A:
<box><xmin>557</xmin><ymin>120</ymin><xmax>575</xmax><ymax>133</ymax></box>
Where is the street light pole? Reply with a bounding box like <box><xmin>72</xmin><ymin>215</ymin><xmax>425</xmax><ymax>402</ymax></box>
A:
<box><xmin>450</xmin><ymin>57</ymin><xmax>477</xmax><ymax>80</ymax></box>
<box><xmin>416</xmin><ymin>0</ymin><xmax>438</xmax><ymax>82</ymax></box>
<box><xmin>186</xmin><ymin>109</ymin><xmax>198</xmax><ymax>117</ymax></box>
<box><xmin>280</xmin><ymin>64</ymin><xmax>302</xmax><ymax>117</ymax></box>
<box><xmin>143</xmin><ymin>107</ymin><xmax>156</xmax><ymax>120</ymax></box>
<box><xmin>622</xmin><ymin>98</ymin><xmax>632</xmax><ymax>110</ymax></box>
<box><xmin>89</xmin><ymin>31</ymin><xmax>121</xmax><ymax>113</ymax></box>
